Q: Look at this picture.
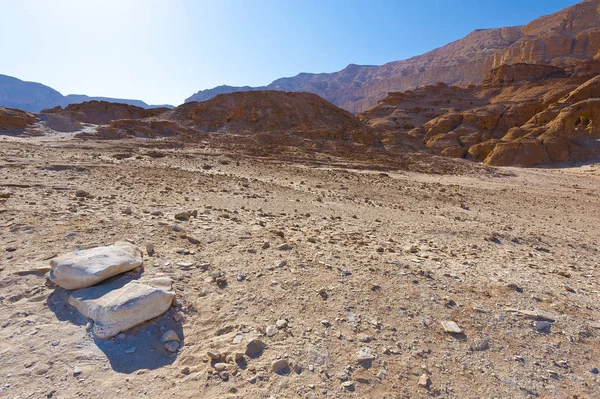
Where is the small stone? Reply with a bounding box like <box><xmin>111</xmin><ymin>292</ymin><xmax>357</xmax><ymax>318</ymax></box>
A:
<box><xmin>277</xmin><ymin>243</ymin><xmax>293</xmax><ymax>251</ymax></box>
<box><xmin>150</xmin><ymin>209</ymin><xmax>162</xmax><ymax>216</ymax></box>
<box><xmin>122</xmin><ymin>206</ymin><xmax>133</xmax><ymax>215</ymax></box>
<box><xmin>357</xmin><ymin>347</ymin><xmax>376</xmax><ymax>363</ymax></box>
<box><xmin>160</xmin><ymin>330</ymin><xmax>180</xmax><ymax>343</ymax></box>
<box><xmin>125</xmin><ymin>347</ymin><xmax>136</xmax><ymax>354</ymax></box>
<box><xmin>469</xmin><ymin>338</ymin><xmax>490</xmax><ymax>352</ymax></box>
<box><xmin>276</xmin><ymin>319</ymin><xmax>288</xmax><ymax>329</ymax></box>
<box><xmin>357</xmin><ymin>334</ymin><xmax>371</xmax><ymax>343</ymax></box>
<box><xmin>337</xmin><ymin>372</ymin><xmax>349</xmax><ymax>381</ymax></box>
<box><xmin>418</xmin><ymin>373</ymin><xmax>430</xmax><ymax>388</ymax></box>
<box><xmin>117</xmin><ymin>333</ymin><xmax>126</xmax><ymax>339</ymax></box>
<box><xmin>341</xmin><ymin>381</ymin><xmax>355</xmax><ymax>391</ymax></box>
<box><xmin>266</xmin><ymin>325</ymin><xmax>278</xmax><ymax>337</ymax></box>
<box><xmin>591</xmin><ymin>367</ymin><xmax>599</xmax><ymax>375</ymax></box>
<box><xmin>73</xmin><ymin>366</ymin><xmax>82</xmax><ymax>376</ymax></box>
<box><xmin>408</xmin><ymin>245</ymin><xmax>419</xmax><ymax>253</ymax></box>
<box><xmin>535</xmin><ymin>320</ymin><xmax>552</xmax><ymax>333</ymax></box>
<box><xmin>214</xmin><ymin>363</ymin><xmax>227</xmax><ymax>372</ymax></box>
<box><xmin>247</xmin><ymin>375</ymin><xmax>257</xmax><ymax>384</ymax></box>
<box><xmin>441</xmin><ymin>320</ymin><xmax>462</xmax><ymax>334</ymax></box>
<box><xmin>219</xmin><ymin>371</ymin><xmax>229</xmax><ymax>381</ymax></box>
<box><xmin>308</xmin><ymin>364</ymin><xmax>314</xmax><ymax>372</ymax></box>
<box><xmin>272</xmin><ymin>359</ymin><xmax>290</xmax><ymax>374</ymax></box>
<box><xmin>165</xmin><ymin>341</ymin><xmax>179</xmax><ymax>352</ymax></box>
<box><xmin>75</xmin><ymin>190</ymin><xmax>90</xmax><ymax>198</ymax></box>
<box><xmin>181</xmin><ymin>366</ymin><xmax>190</xmax><ymax>375</ymax></box>
<box><xmin>321</xmin><ymin>320</ymin><xmax>331</xmax><ymax>327</ymax></box>
<box><xmin>245</xmin><ymin>338</ymin><xmax>266</xmax><ymax>357</ymax></box>
<box><xmin>207</xmin><ymin>351</ymin><xmax>221</xmax><ymax>360</ymax></box>
<box><xmin>232</xmin><ymin>335</ymin><xmax>243</xmax><ymax>344</ymax></box>
<box><xmin>145</xmin><ymin>243</ymin><xmax>155</xmax><ymax>256</ymax></box>
<box><xmin>85</xmin><ymin>322</ymin><xmax>92</xmax><ymax>331</ymax></box>
<box><xmin>262</xmin><ymin>242</ymin><xmax>270</xmax><ymax>249</ymax></box>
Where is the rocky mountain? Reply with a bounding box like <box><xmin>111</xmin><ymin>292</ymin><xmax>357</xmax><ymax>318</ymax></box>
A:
<box><xmin>0</xmin><ymin>74</ymin><xmax>173</xmax><ymax>113</ymax></box>
<box><xmin>187</xmin><ymin>0</ymin><xmax>600</xmax><ymax>113</ymax></box>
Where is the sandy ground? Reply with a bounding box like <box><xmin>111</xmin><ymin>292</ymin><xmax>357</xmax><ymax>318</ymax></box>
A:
<box><xmin>1</xmin><ymin>133</ymin><xmax>600</xmax><ymax>399</ymax></box>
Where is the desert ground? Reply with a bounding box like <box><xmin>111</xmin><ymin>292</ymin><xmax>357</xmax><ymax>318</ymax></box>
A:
<box><xmin>1</xmin><ymin>132</ymin><xmax>600</xmax><ymax>399</ymax></box>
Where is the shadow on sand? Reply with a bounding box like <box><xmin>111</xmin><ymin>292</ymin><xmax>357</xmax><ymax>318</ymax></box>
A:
<box><xmin>47</xmin><ymin>272</ymin><xmax>183</xmax><ymax>374</ymax></box>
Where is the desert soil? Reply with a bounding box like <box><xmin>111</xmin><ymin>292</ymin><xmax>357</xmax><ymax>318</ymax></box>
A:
<box><xmin>1</xmin><ymin>133</ymin><xmax>599</xmax><ymax>399</ymax></box>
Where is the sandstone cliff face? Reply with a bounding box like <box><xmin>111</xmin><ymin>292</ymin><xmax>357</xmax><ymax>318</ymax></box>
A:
<box><xmin>359</xmin><ymin>59</ymin><xmax>600</xmax><ymax>167</ymax></box>
<box><xmin>187</xmin><ymin>1</ymin><xmax>600</xmax><ymax>113</ymax></box>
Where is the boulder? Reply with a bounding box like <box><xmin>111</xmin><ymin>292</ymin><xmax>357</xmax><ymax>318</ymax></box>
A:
<box><xmin>48</xmin><ymin>242</ymin><xmax>143</xmax><ymax>289</ymax></box>
<box><xmin>68</xmin><ymin>277</ymin><xmax>174</xmax><ymax>338</ymax></box>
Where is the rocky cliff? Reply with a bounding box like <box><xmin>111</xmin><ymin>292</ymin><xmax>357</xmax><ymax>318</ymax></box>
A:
<box><xmin>359</xmin><ymin>60</ymin><xmax>600</xmax><ymax>166</ymax></box>
<box><xmin>187</xmin><ymin>0</ymin><xmax>600</xmax><ymax>113</ymax></box>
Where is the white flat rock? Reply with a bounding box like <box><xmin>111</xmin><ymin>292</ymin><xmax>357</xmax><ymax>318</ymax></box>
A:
<box><xmin>68</xmin><ymin>277</ymin><xmax>174</xmax><ymax>339</ymax></box>
<box><xmin>48</xmin><ymin>242</ymin><xmax>143</xmax><ymax>289</ymax></box>
<box><xmin>441</xmin><ymin>320</ymin><xmax>463</xmax><ymax>334</ymax></box>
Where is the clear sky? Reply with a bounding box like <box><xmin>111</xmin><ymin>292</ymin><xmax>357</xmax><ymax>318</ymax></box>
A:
<box><xmin>0</xmin><ymin>0</ymin><xmax>582</xmax><ymax>105</ymax></box>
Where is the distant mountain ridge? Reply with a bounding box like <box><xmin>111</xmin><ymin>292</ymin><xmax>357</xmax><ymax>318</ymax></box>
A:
<box><xmin>186</xmin><ymin>0</ymin><xmax>600</xmax><ymax>113</ymax></box>
<box><xmin>0</xmin><ymin>74</ymin><xmax>173</xmax><ymax>112</ymax></box>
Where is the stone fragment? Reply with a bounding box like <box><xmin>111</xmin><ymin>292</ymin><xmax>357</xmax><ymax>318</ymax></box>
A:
<box><xmin>469</xmin><ymin>338</ymin><xmax>490</xmax><ymax>351</ymax></box>
<box><xmin>418</xmin><ymin>374</ymin><xmax>431</xmax><ymax>388</ymax></box>
<box><xmin>357</xmin><ymin>347</ymin><xmax>376</xmax><ymax>363</ymax></box>
<box><xmin>337</xmin><ymin>372</ymin><xmax>349</xmax><ymax>381</ymax></box>
<box><xmin>276</xmin><ymin>319</ymin><xmax>288</xmax><ymax>329</ymax></box>
<box><xmin>245</xmin><ymin>338</ymin><xmax>266</xmax><ymax>357</ymax></box>
<box><xmin>272</xmin><ymin>359</ymin><xmax>290</xmax><ymax>374</ymax></box>
<box><xmin>277</xmin><ymin>243</ymin><xmax>293</xmax><ymax>251</ymax></box>
<box><xmin>214</xmin><ymin>363</ymin><xmax>227</xmax><ymax>372</ymax></box>
<box><xmin>165</xmin><ymin>341</ymin><xmax>179</xmax><ymax>352</ymax></box>
<box><xmin>341</xmin><ymin>381</ymin><xmax>355</xmax><ymax>391</ymax></box>
<box><xmin>535</xmin><ymin>320</ymin><xmax>552</xmax><ymax>333</ymax></box>
<box><xmin>68</xmin><ymin>277</ymin><xmax>174</xmax><ymax>339</ymax></box>
<box><xmin>160</xmin><ymin>330</ymin><xmax>180</xmax><ymax>343</ymax></box>
<box><xmin>48</xmin><ymin>242</ymin><xmax>143</xmax><ymax>289</ymax></box>
<box><xmin>266</xmin><ymin>325</ymin><xmax>278</xmax><ymax>337</ymax></box>
<box><xmin>441</xmin><ymin>320</ymin><xmax>462</xmax><ymax>334</ymax></box>
<box><xmin>145</xmin><ymin>243</ymin><xmax>155</xmax><ymax>256</ymax></box>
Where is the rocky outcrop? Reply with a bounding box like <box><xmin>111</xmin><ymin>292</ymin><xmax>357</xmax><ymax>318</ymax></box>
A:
<box><xmin>482</xmin><ymin>63</ymin><xmax>565</xmax><ymax>86</ymax></box>
<box><xmin>166</xmin><ymin>91</ymin><xmax>380</xmax><ymax>145</ymax></box>
<box><xmin>48</xmin><ymin>242</ymin><xmax>143</xmax><ymax>289</ymax></box>
<box><xmin>359</xmin><ymin>58</ymin><xmax>600</xmax><ymax>167</ymax></box>
<box><xmin>41</xmin><ymin>101</ymin><xmax>168</xmax><ymax>125</ymax></box>
<box><xmin>68</xmin><ymin>277</ymin><xmax>174</xmax><ymax>339</ymax></box>
<box><xmin>187</xmin><ymin>1</ymin><xmax>600</xmax><ymax>113</ymax></box>
<box><xmin>0</xmin><ymin>106</ymin><xmax>37</xmax><ymax>131</ymax></box>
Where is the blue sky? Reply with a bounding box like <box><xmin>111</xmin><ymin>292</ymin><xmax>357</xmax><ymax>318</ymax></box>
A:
<box><xmin>0</xmin><ymin>0</ymin><xmax>581</xmax><ymax>105</ymax></box>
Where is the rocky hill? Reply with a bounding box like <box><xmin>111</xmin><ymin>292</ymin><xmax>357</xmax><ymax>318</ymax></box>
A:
<box><xmin>359</xmin><ymin>60</ymin><xmax>600</xmax><ymax>166</ymax></box>
<box><xmin>187</xmin><ymin>0</ymin><xmax>600</xmax><ymax>113</ymax></box>
<box><xmin>0</xmin><ymin>74</ymin><xmax>173</xmax><ymax>113</ymax></box>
